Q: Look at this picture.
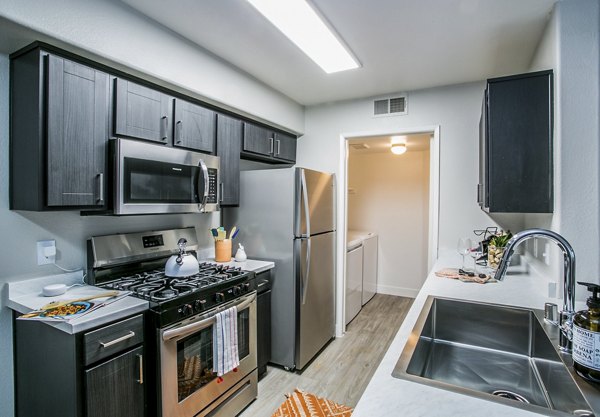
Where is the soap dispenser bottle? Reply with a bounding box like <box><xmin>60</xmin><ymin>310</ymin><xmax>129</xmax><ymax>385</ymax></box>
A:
<box><xmin>572</xmin><ymin>281</ymin><xmax>600</xmax><ymax>382</ymax></box>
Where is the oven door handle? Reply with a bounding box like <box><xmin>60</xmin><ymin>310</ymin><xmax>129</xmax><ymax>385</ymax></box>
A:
<box><xmin>161</xmin><ymin>293</ymin><xmax>256</xmax><ymax>342</ymax></box>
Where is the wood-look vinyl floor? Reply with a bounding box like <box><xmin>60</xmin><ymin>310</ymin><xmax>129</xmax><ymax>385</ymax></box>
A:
<box><xmin>239</xmin><ymin>294</ymin><xmax>414</xmax><ymax>417</ymax></box>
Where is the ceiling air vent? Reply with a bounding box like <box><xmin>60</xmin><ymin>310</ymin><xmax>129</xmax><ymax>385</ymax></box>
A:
<box><xmin>349</xmin><ymin>143</ymin><xmax>370</xmax><ymax>150</ymax></box>
<box><xmin>373</xmin><ymin>94</ymin><xmax>408</xmax><ymax>117</ymax></box>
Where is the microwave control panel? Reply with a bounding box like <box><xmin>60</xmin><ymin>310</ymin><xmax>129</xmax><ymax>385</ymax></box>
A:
<box><xmin>207</xmin><ymin>168</ymin><xmax>217</xmax><ymax>204</ymax></box>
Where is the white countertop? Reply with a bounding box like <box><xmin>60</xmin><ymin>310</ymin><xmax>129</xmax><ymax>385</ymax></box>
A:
<box><xmin>352</xmin><ymin>251</ymin><xmax>587</xmax><ymax>417</ymax></box>
<box><xmin>204</xmin><ymin>258</ymin><xmax>275</xmax><ymax>274</ymax></box>
<box><xmin>7</xmin><ymin>271</ymin><xmax>149</xmax><ymax>334</ymax></box>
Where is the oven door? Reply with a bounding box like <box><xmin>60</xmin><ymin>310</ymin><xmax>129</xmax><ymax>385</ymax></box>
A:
<box><xmin>159</xmin><ymin>292</ymin><xmax>257</xmax><ymax>417</ymax></box>
<box><xmin>113</xmin><ymin>138</ymin><xmax>219</xmax><ymax>215</ymax></box>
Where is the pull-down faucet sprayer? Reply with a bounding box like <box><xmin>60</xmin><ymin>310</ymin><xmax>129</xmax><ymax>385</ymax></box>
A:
<box><xmin>493</xmin><ymin>228</ymin><xmax>576</xmax><ymax>353</ymax></box>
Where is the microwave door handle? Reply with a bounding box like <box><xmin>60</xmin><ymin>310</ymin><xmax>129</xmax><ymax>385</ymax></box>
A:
<box><xmin>197</xmin><ymin>159</ymin><xmax>209</xmax><ymax>212</ymax></box>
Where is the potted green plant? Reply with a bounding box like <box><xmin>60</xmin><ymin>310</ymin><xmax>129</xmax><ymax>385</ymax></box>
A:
<box><xmin>488</xmin><ymin>231</ymin><xmax>512</xmax><ymax>269</ymax></box>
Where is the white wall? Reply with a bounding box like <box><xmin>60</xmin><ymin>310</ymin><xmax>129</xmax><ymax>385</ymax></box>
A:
<box><xmin>0</xmin><ymin>0</ymin><xmax>304</xmax><ymax>133</ymax></box>
<box><xmin>300</xmin><ymin>81</ymin><xmax>497</xmax><ymax>252</ymax></box>
<box><xmin>520</xmin><ymin>0</ymin><xmax>600</xmax><ymax>296</ymax></box>
<box><xmin>348</xmin><ymin>149</ymin><xmax>430</xmax><ymax>297</ymax></box>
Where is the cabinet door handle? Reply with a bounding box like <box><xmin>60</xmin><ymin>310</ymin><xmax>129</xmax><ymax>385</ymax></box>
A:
<box><xmin>96</xmin><ymin>173</ymin><xmax>104</xmax><ymax>204</ymax></box>
<box><xmin>176</xmin><ymin>120</ymin><xmax>182</xmax><ymax>144</ymax></box>
<box><xmin>99</xmin><ymin>331</ymin><xmax>135</xmax><ymax>348</ymax></box>
<box><xmin>160</xmin><ymin>116</ymin><xmax>168</xmax><ymax>142</ymax></box>
<box><xmin>276</xmin><ymin>139</ymin><xmax>281</xmax><ymax>156</ymax></box>
<box><xmin>137</xmin><ymin>354</ymin><xmax>144</xmax><ymax>385</ymax></box>
<box><xmin>269</xmin><ymin>137</ymin><xmax>274</xmax><ymax>155</ymax></box>
<box><xmin>219</xmin><ymin>182</ymin><xmax>224</xmax><ymax>203</ymax></box>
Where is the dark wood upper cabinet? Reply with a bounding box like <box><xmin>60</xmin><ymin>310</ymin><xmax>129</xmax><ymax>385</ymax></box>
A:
<box><xmin>174</xmin><ymin>99</ymin><xmax>216</xmax><ymax>153</ymax></box>
<box><xmin>217</xmin><ymin>114</ymin><xmax>242</xmax><ymax>206</ymax></box>
<box><xmin>114</xmin><ymin>78</ymin><xmax>173</xmax><ymax>145</ymax></box>
<box><xmin>242</xmin><ymin>122</ymin><xmax>297</xmax><ymax>164</ymax></box>
<box><xmin>274</xmin><ymin>132</ymin><xmax>297</xmax><ymax>162</ymax></box>
<box><xmin>10</xmin><ymin>49</ymin><xmax>109</xmax><ymax>210</ymax></box>
<box><xmin>242</xmin><ymin>123</ymin><xmax>273</xmax><ymax>156</ymax></box>
<box><xmin>479</xmin><ymin>70</ymin><xmax>553</xmax><ymax>213</ymax></box>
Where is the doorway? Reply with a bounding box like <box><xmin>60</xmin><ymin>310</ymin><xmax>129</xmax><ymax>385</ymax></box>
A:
<box><xmin>337</xmin><ymin>126</ymin><xmax>440</xmax><ymax>335</ymax></box>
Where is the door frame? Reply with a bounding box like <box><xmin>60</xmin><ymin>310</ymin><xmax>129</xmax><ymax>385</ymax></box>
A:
<box><xmin>337</xmin><ymin>125</ymin><xmax>440</xmax><ymax>336</ymax></box>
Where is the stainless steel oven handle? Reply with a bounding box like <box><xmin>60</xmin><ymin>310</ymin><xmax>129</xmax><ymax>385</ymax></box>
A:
<box><xmin>162</xmin><ymin>292</ymin><xmax>256</xmax><ymax>341</ymax></box>
<box><xmin>197</xmin><ymin>159</ymin><xmax>209</xmax><ymax>212</ymax></box>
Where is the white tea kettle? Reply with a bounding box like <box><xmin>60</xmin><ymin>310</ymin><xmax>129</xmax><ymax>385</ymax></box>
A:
<box><xmin>165</xmin><ymin>238</ymin><xmax>200</xmax><ymax>277</ymax></box>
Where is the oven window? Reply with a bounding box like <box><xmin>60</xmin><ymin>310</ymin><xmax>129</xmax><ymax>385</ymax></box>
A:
<box><xmin>176</xmin><ymin>308</ymin><xmax>250</xmax><ymax>402</ymax></box>
<box><xmin>124</xmin><ymin>157</ymin><xmax>198</xmax><ymax>203</ymax></box>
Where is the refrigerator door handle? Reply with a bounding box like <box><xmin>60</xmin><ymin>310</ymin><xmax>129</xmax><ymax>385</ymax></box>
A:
<box><xmin>301</xmin><ymin>169</ymin><xmax>311</xmax><ymax>238</ymax></box>
<box><xmin>301</xmin><ymin>238</ymin><xmax>311</xmax><ymax>305</ymax></box>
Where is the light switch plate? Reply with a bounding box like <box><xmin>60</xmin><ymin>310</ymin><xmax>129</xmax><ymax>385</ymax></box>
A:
<box><xmin>37</xmin><ymin>240</ymin><xmax>56</xmax><ymax>265</ymax></box>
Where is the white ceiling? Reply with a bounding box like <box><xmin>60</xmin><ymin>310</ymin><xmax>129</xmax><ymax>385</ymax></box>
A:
<box><xmin>348</xmin><ymin>133</ymin><xmax>430</xmax><ymax>155</ymax></box>
<box><xmin>121</xmin><ymin>0</ymin><xmax>555</xmax><ymax>106</ymax></box>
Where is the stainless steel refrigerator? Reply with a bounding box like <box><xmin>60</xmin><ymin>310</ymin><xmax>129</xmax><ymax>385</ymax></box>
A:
<box><xmin>224</xmin><ymin>167</ymin><xmax>335</xmax><ymax>371</ymax></box>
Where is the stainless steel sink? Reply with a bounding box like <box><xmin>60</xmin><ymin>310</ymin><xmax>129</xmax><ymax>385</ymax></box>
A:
<box><xmin>393</xmin><ymin>297</ymin><xmax>599</xmax><ymax>416</ymax></box>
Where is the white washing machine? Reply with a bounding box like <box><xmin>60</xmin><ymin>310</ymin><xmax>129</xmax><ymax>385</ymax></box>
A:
<box><xmin>345</xmin><ymin>233</ymin><xmax>363</xmax><ymax>326</ymax></box>
<box><xmin>361</xmin><ymin>233</ymin><xmax>378</xmax><ymax>305</ymax></box>
<box><xmin>345</xmin><ymin>231</ymin><xmax>378</xmax><ymax>325</ymax></box>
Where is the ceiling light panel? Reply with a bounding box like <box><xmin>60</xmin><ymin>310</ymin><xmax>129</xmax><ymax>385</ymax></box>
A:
<box><xmin>246</xmin><ymin>0</ymin><xmax>360</xmax><ymax>74</ymax></box>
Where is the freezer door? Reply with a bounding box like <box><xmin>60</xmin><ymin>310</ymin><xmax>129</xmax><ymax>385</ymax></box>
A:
<box><xmin>295</xmin><ymin>231</ymin><xmax>335</xmax><ymax>370</ymax></box>
<box><xmin>295</xmin><ymin>168</ymin><xmax>335</xmax><ymax>237</ymax></box>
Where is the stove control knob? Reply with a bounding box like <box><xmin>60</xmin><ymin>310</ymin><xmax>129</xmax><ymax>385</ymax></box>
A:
<box><xmin>180</xmin><ymin>304</ymin><xmax>193</xmax><ymax>317</ymax></box>
<box><xmin>243</xmin><ymin>283</ymin><xmax>251</xmax><ymax>292</ymax></box>
<box><xmin>215</xmin><ymin>292</ymin><xmax>225</xmax><ymax>303</ymax></box>
<box><xmin>194</xmin><ymin>299</ymin><xmax>206</xmax><ymax>312</ymax></box>
<box><xmin>233</xmin><ymin>286</ymin><xmax>241</xmax><ymax>296</ymax></box>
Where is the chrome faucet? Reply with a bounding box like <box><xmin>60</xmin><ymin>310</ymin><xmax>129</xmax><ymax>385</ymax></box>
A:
<box><xmin>493</xmin><ymin>228</ymin><xmax>576</xmax><ymax>353</ymax></box>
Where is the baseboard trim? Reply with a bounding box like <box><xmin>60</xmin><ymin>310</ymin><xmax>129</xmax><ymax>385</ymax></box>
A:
<box><xmin>376</xmin><ymin>284</ymin><xmax>418</xmax><ymax>298</ymax></box>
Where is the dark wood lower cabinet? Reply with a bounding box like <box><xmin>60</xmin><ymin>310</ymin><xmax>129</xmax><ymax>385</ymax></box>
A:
<box><xmin>86</xmin><ymin>346</ymin><xmax>145</xmax><ymax>417</ymax></box>
<box><xmin>14</xmin><ymin>313</ymin><xmax>146</xmax><ymax>417</ymax></box>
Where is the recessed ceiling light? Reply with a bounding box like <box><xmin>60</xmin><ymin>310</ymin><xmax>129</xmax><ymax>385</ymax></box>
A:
<box><xmin>391</xmin><ymin>144</ymin><xmax>407</xmax><ymax>155</ymax></box>
<box><xmin>246</xmin><ymin>0</ymin><xmax>360</xmax><ymax>74</ymax></box>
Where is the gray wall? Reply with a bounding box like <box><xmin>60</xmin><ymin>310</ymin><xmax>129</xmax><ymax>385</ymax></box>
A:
<box><xmin>299</xmin><ymin>81</ymin><xmax>494</xmax><ymax>252</ymax></box>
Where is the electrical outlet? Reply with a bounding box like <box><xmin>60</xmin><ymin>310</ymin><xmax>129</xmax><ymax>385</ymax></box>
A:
<box><xmin>37</xmin><ymin>240</ymin><xmax>56</xmax><ymax>265</ymax></box>
<box><xmin>542</xmin><ymin>242</ymin><xmax>551</xmax><ymax>266</ymax></box>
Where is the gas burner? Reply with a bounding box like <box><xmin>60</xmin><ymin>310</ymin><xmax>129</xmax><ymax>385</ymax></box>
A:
<box><xmin>97</xmin><ymin>261</ymin><xmax>252</xmax><ymax>306</ymax></box>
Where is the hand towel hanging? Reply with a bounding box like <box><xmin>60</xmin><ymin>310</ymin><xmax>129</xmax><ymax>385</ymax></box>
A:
<box><xmin>213</xmin><ymin>306</ymin><xmax>239</xmax><ymax>376</ymax></box>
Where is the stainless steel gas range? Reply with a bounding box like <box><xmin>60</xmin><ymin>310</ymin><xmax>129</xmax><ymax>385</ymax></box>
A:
<box><xmin>87</xmin><ymin>227</ymin><xmax>258</xmax><ymax>417</ymax></box>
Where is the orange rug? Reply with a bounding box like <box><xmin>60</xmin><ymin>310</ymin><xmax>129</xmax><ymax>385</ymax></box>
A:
<box><xmin>271</xmin><ymin>388</ymin><xmax>353</xmax><ymax>417</ymax></box>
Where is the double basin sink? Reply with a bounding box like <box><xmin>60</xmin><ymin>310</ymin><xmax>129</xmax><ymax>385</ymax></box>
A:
<box><xmin>393</xmin><ymin>297</ymin><xmax>598</xmax><ymax>416</ymax></box>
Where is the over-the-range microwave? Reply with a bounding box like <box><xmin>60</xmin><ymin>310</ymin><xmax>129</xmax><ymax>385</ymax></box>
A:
<box><xmin>112</xmin><ymin>138</ymin><xmax>219</xmax><ymax>215</ymax></box>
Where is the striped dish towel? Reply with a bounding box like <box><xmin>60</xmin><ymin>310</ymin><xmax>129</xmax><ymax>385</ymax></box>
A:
<box><xmin>212</xmin><ymin>306</ymin><xmax>239</xmax><ymax>376</ymax></box>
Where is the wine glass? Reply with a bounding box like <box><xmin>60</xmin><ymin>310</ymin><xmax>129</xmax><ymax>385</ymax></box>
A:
<box><xmin>469</xmin><ymin>242</ymin><xmax>483</xmax><ymax>274</ymax></box>
<box><xmin>457</xmin><ymin>238</ymin><xmax>471</xmax><ymax>270</ymax></box>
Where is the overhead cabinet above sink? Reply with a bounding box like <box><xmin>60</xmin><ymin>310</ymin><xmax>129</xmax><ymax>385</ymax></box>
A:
<box><xmin>478</xmin><ymin>70</ymin><xmax>553</xmax><ymax>213</ymax></box>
